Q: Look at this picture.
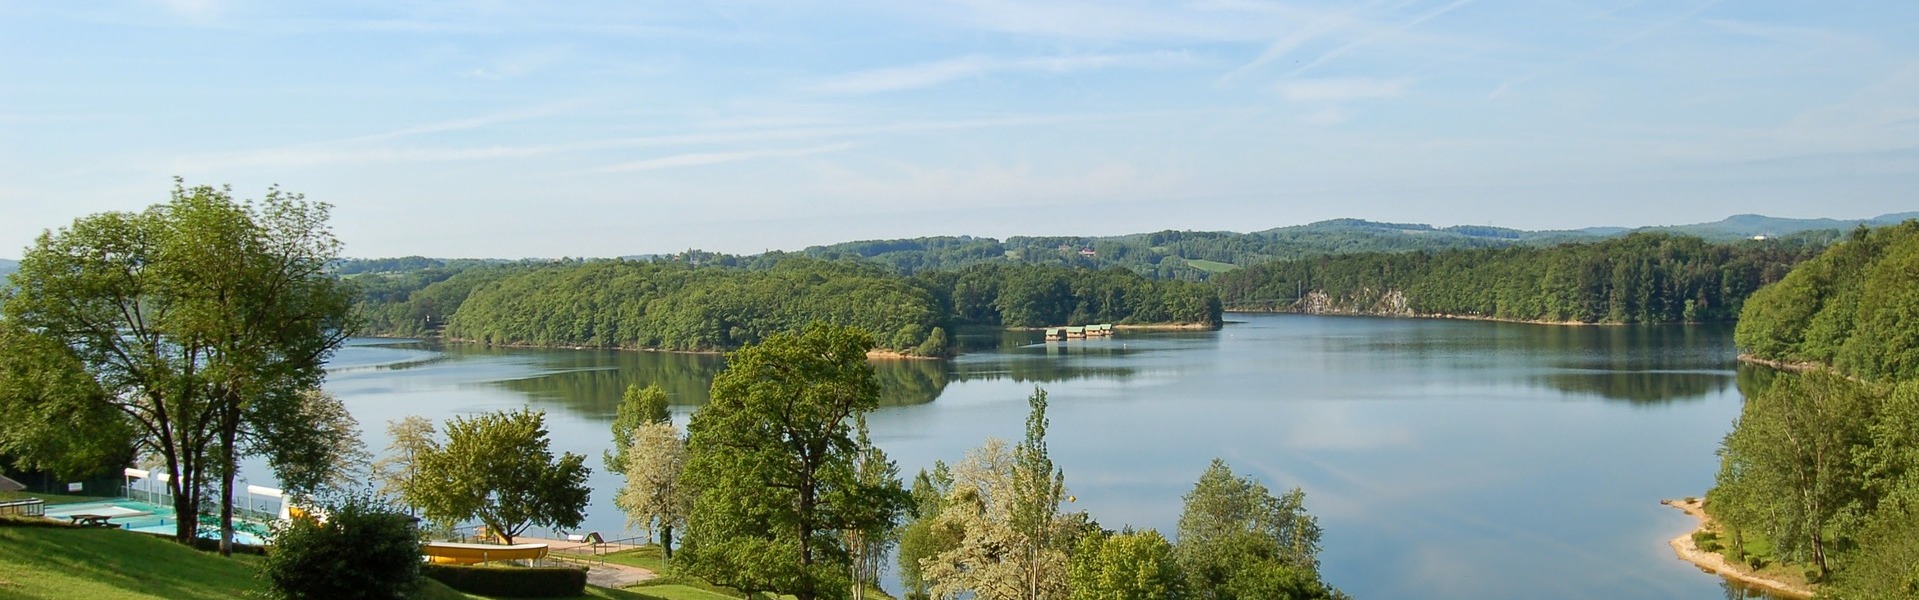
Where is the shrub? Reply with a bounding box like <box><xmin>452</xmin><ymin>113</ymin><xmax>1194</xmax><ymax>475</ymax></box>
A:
<box><xmin>261</xmin><ymin>494</ymin><xmax>422</xmax><ymax>600</ymax></box>
<box><xmin>420</xmin><ymin>564</ymin><xmax>588</xmax><ymax>598</ymax></box>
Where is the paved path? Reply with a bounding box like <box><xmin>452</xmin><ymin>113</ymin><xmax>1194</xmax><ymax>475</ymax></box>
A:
<box><xmin>510</xmin><ymin>534</ymin><xmax>659</xmax><ymax>589</ymax></box>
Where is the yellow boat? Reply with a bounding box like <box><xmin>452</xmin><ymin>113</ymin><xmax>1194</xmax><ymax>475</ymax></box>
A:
<box><xmin>421</xmin><ymin>541</ymin><xmax>550</xmax><ymax>564</ymax></box>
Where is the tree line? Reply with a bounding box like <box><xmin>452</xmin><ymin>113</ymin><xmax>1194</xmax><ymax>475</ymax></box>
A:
<box><xmin>1212</xmin><ymin>232</ymin><xmax>1831</xmax><ymax>323</ymax></box>
<box><xmin>1735</xmin><ymin>221</ymin><xmax>1919</xmax><ymax>381</ymax></box>
<box><xmin>355</xmin><ymin>258</ymin><xmax>1223</xmax><ymax>355</ymax></box>
<box><xmin>1704</xmin><ymin>220</ymin><xmax>1919</xmax><ymax>598</ymax></box>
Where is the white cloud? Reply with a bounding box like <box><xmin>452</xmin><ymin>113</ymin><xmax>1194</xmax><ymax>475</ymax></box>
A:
<box><xmin>1276</xmin><ymin>77</ymin><xmax>1410</xmax><ymax>102</ymax></box>
<box><xmin>808</xmin><ymin>51</ymin><xmax>1197</xmax><ymax>95</ymax></box>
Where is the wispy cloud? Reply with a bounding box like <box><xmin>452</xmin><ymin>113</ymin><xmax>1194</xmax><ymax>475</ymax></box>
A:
<box><xmin>1220</xmin><ymin>0</ymin><xmax>1392</xmax><ymax>83</ymax></box>
<box><xmin>171</xmin><ymin>112</ymin><xmax>1161</xmax><ymax>172</ymax></box>
<box><xmin>589</xmin><ymin>143</ymin><xmax>857</xmax><ymax>173</ymax></box>
<box><xmin>807</xmin><ymin>51</ymin><xmax>1197</xmax><ymax>95</ymax></box>
<box><xmin>1490</xmin><ymin>0</ymin><xmax>1723</xmax><ymax>99</ymax></box>
<box><xmin>1286</xmin><ymin>0</ymin><xmax>1478</xmax><ymax>76</ymax></box>
<box><xmin>1276</xmin><ymin>77</ymin><xmax>1411</xmax><ymax>102</ymax></box>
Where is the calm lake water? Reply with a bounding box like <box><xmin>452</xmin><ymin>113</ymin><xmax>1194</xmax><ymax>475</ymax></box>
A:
<box><xmin>301</xmin><ymin>313</ymin><xmax>1772</xmax><ymax>599</ymax></box>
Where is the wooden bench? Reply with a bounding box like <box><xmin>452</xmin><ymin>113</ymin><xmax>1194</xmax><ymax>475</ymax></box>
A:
<box><xmin>67</xmin><ymin>514</ymin><xmax>115</xmax><ymax>527</ymax></box>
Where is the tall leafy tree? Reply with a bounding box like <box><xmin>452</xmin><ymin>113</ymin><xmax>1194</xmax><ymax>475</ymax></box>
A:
<box><xmin>1069</xmin><ymin>529</ymin><xmax>1186</xmax><ymax>600</ymax></box>
<box><xmin>923</xmin><ymin>389</ymin><xmax>1075</xmax><ymax>600</ymax></box>
<box><xmin>615</xmin><ymin>420</ymin><xmax>690</xmax><ymax>558</ymax></box>
<box><xmin>844</xmin><ymin>415</ymin><xmax>905</xmax><ymax>600</ymax></box>
<box><xmin>606</xmin><ymin>383</ymin><xmax>670</xmax><ymax>474</ymax></box>
<box><xmin>0</xmin><ymin>181</ymin><xmax>356</xmax><ymax>550</ymax></box>
<box><xmin>1012</xmin><ymin>388</ymin><xmax>1069</xmax><ymax>599</ymax></box>
<box><xmin>409</xmin><ymin>408</ymin><xmax>591</xmax><ymax>546</ymax></box>
<box><xmin>1175</xmin><ymin>459</ymin><xmax>1336</xmax><ymax>600</ymax></box>
<box><xmin>0</xmin><ymin>321</ymin><xmax>134</xmax><ymax>479</ymax></box>
<box><xmin>372</xmin><ymin>416</ymin><xmax>437</xmax><ymax>514</ymax></box>
<box><xmin>1713</xmin><ymin>372</ymin><xmax>1877</xmax><ymax>579</ymax></box>
<box><xmin>896</xmin><ymin>462</ymin><xmax>958</xmax><ymax>600</ymax></box>
<box><xmin>678</xmin><ymin>323</ymin><xmax>908</xmax><ymax>600</ymax></box>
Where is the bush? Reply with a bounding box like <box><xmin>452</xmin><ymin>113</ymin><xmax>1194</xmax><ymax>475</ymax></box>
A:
<box><xmin>261</xmin><ymin>494</ymin><xmax>422</xmax><ymax>600</ymax></box>
<box><xmin>1691</xmin><ymin>530</ymin><xmax>1721</xmax><ymax>553</ymax></box>
<box><xmin>420</xmin><ymin>564</ymin><xmax>587</xmax><ymax>598</ymax></box>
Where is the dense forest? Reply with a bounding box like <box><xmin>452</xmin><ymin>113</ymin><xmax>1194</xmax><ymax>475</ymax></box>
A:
<box><xmin>1703</xmin><ymin>222</ymin><xmax>1919</xmax><ymax>598</ymax></box>
<box><xmin>1211</xmin><ymin>232</ymin><xmax>1834</xmax><ymax>323</ymax></box>
<box><xmin>1735</xmin><ymin>221</ymin><xmax>1919</xmax><ymax>381</ymax></box>
<box><xmin>794</xmin><ymin>221</ymin><xmax>1553</xmax><ymax>280</ymax></box>
<box><xmin>353</xmin><ymin>258</ymin><xmax>1221</xmax><ymax>355</ymax></box>
<box><xmin>705</xmin><ymin>212</ymin><xmax>1912</xmax><ymax>281</ymax></box>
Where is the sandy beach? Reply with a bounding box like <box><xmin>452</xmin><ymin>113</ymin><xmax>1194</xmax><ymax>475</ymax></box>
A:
<box><xmin>1662</xmin><ymin>498</ymin><xmax>1814</xmax><ymax>599</ymax></box>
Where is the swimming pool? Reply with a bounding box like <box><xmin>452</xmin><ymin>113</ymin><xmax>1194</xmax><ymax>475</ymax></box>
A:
<box><xmin>45</xmin><ymin>500</ymin><xmax>273</xmax><ymax>545</ymax></box>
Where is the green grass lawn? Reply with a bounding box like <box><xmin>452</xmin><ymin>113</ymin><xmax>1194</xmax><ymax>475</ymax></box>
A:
<box><xmin>0</xmin><ymin>522</ymin><xmax>890</xmax><ymax>600</ymax></box>
<box><xmin>0</xmin><ymin>490</ymin><xmax>115</xmax><ymax>504</ymax></box>
<box><xmin>0</xmin><ymin>520</ymin><xmax>642</xmax><ymax>600</ymax></box>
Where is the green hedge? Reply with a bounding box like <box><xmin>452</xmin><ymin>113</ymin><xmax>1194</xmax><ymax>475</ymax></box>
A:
<box><xmin>420</xmin><ymin>563</ymin><xmax>587</xmax><ymax>598</ymax></box>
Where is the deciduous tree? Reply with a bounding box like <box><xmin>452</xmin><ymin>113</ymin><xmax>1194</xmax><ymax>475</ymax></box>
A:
<box><xmin>678</xmin><ymin>323</ymin><xmax>908</xmax><ymax>600</ymax></box>
<box><xmin>410</xmin><ymin>409</ymin><xmax>591</xmax><ymax>546</ymax></box>
<box><xmin>615</xmin><ymin>420</ymin><xmax>689</xmax><ymax>558</ymax></box>
<box><xmin>0</xmin><ymin>181</ymin><xmax>356</xmax><ymax>552</ymax></box>
<box><xmin>1175</xmin><ymin>459</ymin><xmax>1336</xmax><ymax>600</ymax></box>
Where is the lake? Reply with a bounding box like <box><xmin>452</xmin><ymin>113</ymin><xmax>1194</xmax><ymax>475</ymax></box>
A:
<box><xmin>305</xmin><ymin>312</ymin><xmax>1769</xmax><ymax>599</ymax></box>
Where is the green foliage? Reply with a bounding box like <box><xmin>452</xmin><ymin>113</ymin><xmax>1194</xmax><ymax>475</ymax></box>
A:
<box><xmin>0</xmin><ymin>321</ymin><xmax>132</xmax><ymax>479</ymax></box>
<box><xmin>418</xmin><ymin>563</ymin><xmax>588</xmax><ymax>598</ymax></box>
<box><xmin>1175</xmin><ymin>459</ymin><xmax>1337</xmax><ymax>600</ymax></box>
<box><xmin>356</xmin><ymin>257</ymin><xmax>1220</xmax><ymax>353</ymax></box>
<box><xmin>1216</xmin><ymin>232</ymin><xmax>1824</xmax><ymax>323</ymax></box>
<box><xmin>409</xmin><ymin>408</ymin><xmax>591</xmax><ymax>545</ymax></box>
<box><xmin>1069</xmin><ymin>529</ymin><xmax>1186</xmax><ymax>600</ymax></box>
<box><xmin>678</xmin><ymin>324</ymin><xmax>909</xmax><ymax>600</ymax></box>
<box><xmin>607</xmin><ymin>384</ymin><xmax>671</xmax><ymax>474</ymax></box>
<box><xmin>1736</xmin><ymin>221</ymin><xmax>1919</xmax><ymax>381</ymax></box>
<box><xmin>615</xmin><ymin>421</ymin><xmax>690</xmax><ymax>559</ymax></box>
<box><xmin>1713</xmin><ymin>372</ymin><xmax>1876</xmax><ymax>578</ymax></box>
<box><xmin>0</xmin><ymin>180</ymin><xmax>358</xmax><ymax>547</ymax></box>
<box><xmin>261</xmin><ymin>494</ymin><xmax>422</xmax><ymax>600</ymax></box>
<box><xmin>442</xmin><ymin>259</ymin><xmax>948</xmax><ymax>354</ymax></box>
<box><xmin>895</xmin><ymin>463</ymin><xmax>958</xmax><ymax>600</ymax></box>
<box><xmin>845</xmin><ymin>416</ymin><xmax>905</xmax><ymax>600</ymax></box>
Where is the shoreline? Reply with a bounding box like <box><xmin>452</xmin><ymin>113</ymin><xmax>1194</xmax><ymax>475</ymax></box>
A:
<box><xmin>1223</xmin><ymin>308</ymin><xmax>1729</xmax><ymax>327</ymax></box>
<box><xmin>1660</xmin><ymin>498</ymin><xmax>1814</xmax><ymax>599</ymax></box>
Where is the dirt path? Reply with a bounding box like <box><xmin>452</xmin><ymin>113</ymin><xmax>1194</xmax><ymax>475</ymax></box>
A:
<box><xmin>1662</xmin><ymin>498</ymin><xmax>1814</xmax><ymax>599</ymax></box>
<box><xmin>579</xmin><ymin>561</ymin><xmax>657</xmax><ymax>588</ymax></box>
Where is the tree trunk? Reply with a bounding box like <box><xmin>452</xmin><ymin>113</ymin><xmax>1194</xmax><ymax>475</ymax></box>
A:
<box><xmin>662</xmin><ymin>524</ymin><xmax>674</xmax><ymax>560</ymax></box>
<box><xmin>218</xmin><ymin>410</ymin><xmax>239</xmax><ymax>556</ymax></box>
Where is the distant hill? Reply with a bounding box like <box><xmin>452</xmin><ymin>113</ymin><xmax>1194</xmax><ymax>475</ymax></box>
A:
<box><xmin>1639</xmin><ymin>212</ymin><xmax>1919</xmax><ymax>240</ymax></box>
<box><xmin>334</xmin><ymin>212</ymin><xmax>1918</xmax><ymax>282</ymax></box>
<box><xmin>0</xmin><ymin>258</ymin><xmax>17</xmax><ymax>280</ymax></box>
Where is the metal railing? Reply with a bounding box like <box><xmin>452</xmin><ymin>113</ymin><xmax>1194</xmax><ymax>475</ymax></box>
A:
<box><xmin>0</xmin><ymin>499</ymin><xmax>45</xmax><ymax>517</ymax></box>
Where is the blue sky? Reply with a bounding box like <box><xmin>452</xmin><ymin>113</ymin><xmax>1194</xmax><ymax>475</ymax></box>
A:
<box><xmin>2</xmin><ymin>1</ymin><xmax>1915</xmax><ymax>258</ymax></box>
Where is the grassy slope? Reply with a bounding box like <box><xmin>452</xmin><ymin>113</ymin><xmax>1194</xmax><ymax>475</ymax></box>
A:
<box><xmin>0</xmin><ymin>525</ymin><xmax>885</xmax><ymax>600</ymax></box>
<box><xmin>0</xmin><ymin>523</ymin><xmax>263</xmax><ymax>600</ymax></box>
<box><xmin>0</xmin><ymin>522</ymin><xmax>655</xmax><ymax>600</ymax></box>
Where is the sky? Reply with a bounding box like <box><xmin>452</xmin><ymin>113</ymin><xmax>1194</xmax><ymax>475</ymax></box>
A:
<box><xmin>2</xmin><ymin>1</ymin><xmax>1916</xmax><ymax>258</ymax></box>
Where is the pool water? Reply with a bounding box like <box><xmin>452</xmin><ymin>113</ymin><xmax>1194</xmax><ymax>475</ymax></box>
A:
<box><xmin>45</xmin><ymin>500</ymin><xmax>272</xmax><ymax>545</ymax></box>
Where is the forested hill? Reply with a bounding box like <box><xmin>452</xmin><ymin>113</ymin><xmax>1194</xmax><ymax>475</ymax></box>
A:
<box><xmin>1211</xmin><ymin>232</ymin><xmax>1833</xmax><ymax>324</ymax></box>
<box><xmin>0</xmin><ymin>259</ymin><xmax>17</xmax><ymax>280</ymax></box>
<box><xmin>1735</xmin><ymin>220</ymin><xmax>1919</xmax><ymax>381</ymax></box>
<box><xmin>356</xmin><ymin>258</ymin><xmax>1221</xmax><ymax>355</ymax></box>
<box><xmin>778</xmin><ymin>212</ymin><xmax>1913</xmax><ymax>280</ymax></box>
<box><xmin>793</xmin><ymin>220</ymin><xmax>1605</xmax><ymax>280</ymax></box>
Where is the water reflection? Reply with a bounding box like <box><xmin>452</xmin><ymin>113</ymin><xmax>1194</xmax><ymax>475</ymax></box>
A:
<box><xmin>314</xmin><ymin>314</ymin><xmax>1756</xmax><ymax>600</ymax></box>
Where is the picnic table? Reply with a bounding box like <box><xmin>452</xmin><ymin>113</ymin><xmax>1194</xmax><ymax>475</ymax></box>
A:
<box><xmin>67</xmin><ymin>514</ymin><xmax>115</xmax><ymax>527</ymax></box>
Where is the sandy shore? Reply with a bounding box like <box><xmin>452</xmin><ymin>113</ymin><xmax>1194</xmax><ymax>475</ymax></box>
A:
<box><xmin>1661</xmin><ymin>498</ymin><xmax>1814</xmax><ymax>599</ymax></box>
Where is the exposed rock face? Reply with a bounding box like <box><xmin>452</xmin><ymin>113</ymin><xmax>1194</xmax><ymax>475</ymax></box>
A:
<box><xmin>1293</xmin><ymin>289</ymin><xmax>1413</xmax><ymax>317</ymax></box>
